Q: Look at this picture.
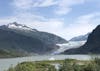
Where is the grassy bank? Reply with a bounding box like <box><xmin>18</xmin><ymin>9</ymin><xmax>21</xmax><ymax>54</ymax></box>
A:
<box><xmin>7</xmin><ymin>57</ymin><xmax>100</xmax><ymax>71</ymax></box>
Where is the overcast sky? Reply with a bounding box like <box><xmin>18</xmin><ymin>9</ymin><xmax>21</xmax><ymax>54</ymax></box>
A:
<box><xmin>0</xmin><ymin>0</ymin><xmax>100</xmax><ymax>40</ymax></box>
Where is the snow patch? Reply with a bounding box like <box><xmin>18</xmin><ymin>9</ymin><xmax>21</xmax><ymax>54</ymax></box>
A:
<box><xmin>7</xmin><ymin>22</ymin><xmax>36</xmax><ymax>31</ymax></box>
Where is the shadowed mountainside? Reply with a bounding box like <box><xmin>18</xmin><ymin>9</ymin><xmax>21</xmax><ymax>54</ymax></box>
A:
<box><xmin>0</xmin><ymin>22</ymin><xmax>67</xmax><ymax>57</ymax></box>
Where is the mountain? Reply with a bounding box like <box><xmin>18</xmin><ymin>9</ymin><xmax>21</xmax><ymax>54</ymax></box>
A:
<box><xmin>63</xmin><ymin>25</ymin><xmax>100</xmax><ymax>54</ymax></box>
<box><xmin>0</xmin><ymin>22</ymin><xmax>67</xmax><ymax>57</ymax></box>
<box><xmin>1</xmin><ymin>22</ymin><xmax>67</xmax><ymax>45</ymax></box>
<box><xmin>69</xmin><ymin>33</ymin><xmax>90</xmax><ymax>41</ymax></box>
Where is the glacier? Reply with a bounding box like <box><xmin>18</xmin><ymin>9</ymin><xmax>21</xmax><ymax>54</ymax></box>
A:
<box><xmin>52</xmin><ymin>41</ymin><xmax>86</xmax><ymax>54</ymax></box>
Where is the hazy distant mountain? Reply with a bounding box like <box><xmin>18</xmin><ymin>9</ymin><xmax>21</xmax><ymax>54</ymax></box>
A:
<box><xmin>63</xmin><ymin>25</ymin><xmax>100</xmax><ymax>54</ymax></box>
<box><xmin>0</xmin><ymin>22</ymin><xmax>67</xmax><ymax>57</ymax></box>
<box><xmin>70</xmin><ymin>33</ymin><xmax>90</xmax><ymax>41</ymax></box>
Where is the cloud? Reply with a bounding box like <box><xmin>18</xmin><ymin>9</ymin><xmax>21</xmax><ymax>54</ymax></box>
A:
<box><xmin>0</xmin><ymin>17</ymin><xmax>17</xmax><ymax>25</ymax></box>
<box><xmin>0</xmin><ymin>12</ymin><xmax>100</xmax><ymax>40</ymax></box>
<box><xmin>76</xmin><ymin>12</ymin><xmax>100</xmax><ymax>24</ymax></box>
<box><xmin>12</xmin><ymin>0</ymin><xmax>86</xmax><ymax>15</ymax></box>
<box><xmin>55</xmin><ymin>7</ymin><xmax>72</xmax><ymax>15</ymax></box>
<box><xmin>12</xmin><ymin>0</ymin><xmax>58</xmax><ymax>10</ymax></box>
<box><xmin>54</xmin><ymin>0</ymin><xmax>85</xmax><ymax>15</ymax></box>
<box><xmin>0</xmin><ymin>12</ymin><xmax>66</xmax><ymax>39</ymax></box>
<box><xmin>65</xmin><ymin>12</ymin><xmax>100</xmax><ymax>39</ymax></box>
<box><xmin>32</xmin><ymin>0</ymin><xmax>58</xmax><ymax>7</ymax></box>
<box><xmin>12</xmin><ymin>0</ymin><xmax>33</xmax><ymax>9</ymax></box>
<box><xmin>76</xmin><ymin>12</ymin><xmax>100</xmax><ymax>29</ymax></box>
<box><xmin>1</xmin><ymin>0</ymin><xmax>100</xmax><ymax>40</ymax></box>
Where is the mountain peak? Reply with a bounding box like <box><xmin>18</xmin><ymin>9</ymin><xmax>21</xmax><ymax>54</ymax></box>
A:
<box><xmin>6</xmin><ymin>22</ymin><xmax>34</xmax><ymax>31</ymax></box>
<box><xmin>9</xmin><ymin>22</ymin><xmax>21</xmax><ymax>26</ymax></box>
<box><xmin>69</xmin><ymin>33</ymin><xmax>90</xmax><ymax>41</ymax></box>
<box><xmin>7</xmin><ymin>22</ymin><xmax>28</xmax><ymax>28</ymax></box>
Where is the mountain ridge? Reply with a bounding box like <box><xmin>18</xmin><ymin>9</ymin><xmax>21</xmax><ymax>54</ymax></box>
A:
<box><xmin>69</xmin><ymin>33</ymin><xmax>90</xmax><ymax>41</ymax></box>
<box><xmin>0</xmin><ymin>22</ymin><xmax>67</xmax><ymax>57</ymax></box>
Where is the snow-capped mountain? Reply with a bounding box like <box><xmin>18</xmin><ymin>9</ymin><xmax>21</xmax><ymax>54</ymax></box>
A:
<box><xmin>7</xmin><ymin>22</ymin><xmax>35</xmax><ymax>31</ymax></box>
<box><xmin>70</xmin><ymin>33</ymin><xmax>90</xmax><ymax>41</ymax></box>
<box><xmin>0</xmin><ymin>22</ymin><xmax>67</xmax><ymax>57</ymax></box>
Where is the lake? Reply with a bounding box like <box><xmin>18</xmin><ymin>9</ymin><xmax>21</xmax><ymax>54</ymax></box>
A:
<box><xmin>0</xmin><ymin>55</ymin><xmax>91</xmax><ymax>71</ymax></box>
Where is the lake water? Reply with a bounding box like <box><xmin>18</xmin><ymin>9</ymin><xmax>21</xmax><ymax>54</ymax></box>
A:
<box><xmin>0</xmin><ymin>55</ymin><xmax>91</xmax><ymax>71</ymax></box>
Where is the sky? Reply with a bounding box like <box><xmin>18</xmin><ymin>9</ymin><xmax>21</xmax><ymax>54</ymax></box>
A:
<box><xmin>0</xmin><ymin>0</ymin><xmax>100</xmax><ymax>40</ymax></box>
